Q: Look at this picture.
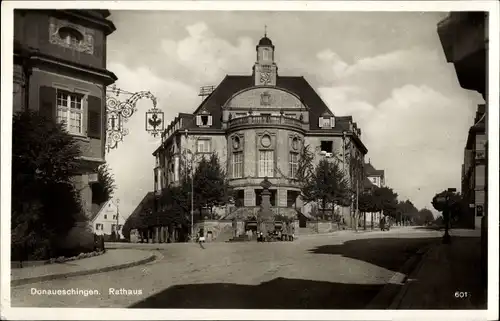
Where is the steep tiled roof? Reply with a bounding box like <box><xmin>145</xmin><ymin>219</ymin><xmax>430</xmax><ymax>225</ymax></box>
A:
<box><xmin>189</xmin><ymin>75</ymin><xmax>333</xmax><ymax>130</ymax></box>
<box><xmin>126</xmin><ymin>192</ymin><xmax>156</xmax><ymax>226</ymax></box>
<box><xmin>364</xmin><ymin>162</ymin><xmax>384</xmax><ymax>177</ymax></box>
<box><xmin>363</xmin><ymin>177</ymin><xmax>376</xmax><ymax>189</ymax></box>
<box><xmin>89</xmin><ymin>202</ymin><xmax>106</xmax><ymax>222</ymax></box>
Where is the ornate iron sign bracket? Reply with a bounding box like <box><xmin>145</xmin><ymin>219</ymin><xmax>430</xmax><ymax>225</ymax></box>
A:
<box><xmin>106</xmin><ymin>84</ymin><xmax>164</xmax><ymax>152</ymax></box>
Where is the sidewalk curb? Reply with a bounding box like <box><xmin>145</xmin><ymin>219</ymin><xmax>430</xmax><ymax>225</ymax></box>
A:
<box><xmin>11</xmin><ymin>251</ymin><xmax>157</xmax><ymax>287</ymax></box>
<box><xmin>388</xmin><ymin>244</ymin><xmax>437</xmax><ymax>309</ymax></box>
<box><xmin>365</xmin><ymin>243</ymin><xmax>435</xmax><ymax>309</ymax></box>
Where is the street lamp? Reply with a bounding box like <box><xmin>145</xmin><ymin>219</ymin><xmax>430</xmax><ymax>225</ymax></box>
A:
<box><xmin>184</xmin><ymin>129</ymin><xmax>195</xmax><ymax>242</ymax></box>
<box><xmin>439</xmin><ymin>187</ymin><xmax>457</xmax><ymax>244</ymax></box>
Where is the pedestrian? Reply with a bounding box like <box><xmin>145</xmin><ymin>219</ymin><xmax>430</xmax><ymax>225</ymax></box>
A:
<box><xmin>198</xmin><ymin>230</ymin><xmax>205</xmax><ymax>249</ymax></box>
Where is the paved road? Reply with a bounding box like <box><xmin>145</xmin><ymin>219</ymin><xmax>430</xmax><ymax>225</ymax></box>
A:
<box><xmin>11</xmin><ymin>227</ymin><xmax>442</xmax><ymax>309</ymax></box>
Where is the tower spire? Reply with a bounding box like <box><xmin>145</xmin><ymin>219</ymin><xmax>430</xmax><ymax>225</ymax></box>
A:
<box><xmin>264</xmin><ymin>25</ymin><xmax>267</xmax><ymax>37</ymax></box>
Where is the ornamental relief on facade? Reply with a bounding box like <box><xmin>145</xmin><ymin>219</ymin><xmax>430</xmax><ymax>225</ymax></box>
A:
<box><xmin>49</xmin><ymin>17</ymin><xmax>95</xmax><ymax>54</ymax></box>
<box><xmin>225</xmin><ymin>88</ymin><xmax>305</xmax><ymax>109</ymax></box>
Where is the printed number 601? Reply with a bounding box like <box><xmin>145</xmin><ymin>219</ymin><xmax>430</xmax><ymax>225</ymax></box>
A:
<box><xmin>454</xmin><ymin>291</ymin><xmax>470</xmax><ymax>298</ymax></box>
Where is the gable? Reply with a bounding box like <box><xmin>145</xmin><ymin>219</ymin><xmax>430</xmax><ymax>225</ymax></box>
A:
<box><xmin>225</xmin><ymin>87</ymin><xmax>306</xmax><ymax>110</ymax></box>
<box><xmin>93</xmin><ymin>200</ymin><xmax>117</xmax><ymax>222</ymax></box>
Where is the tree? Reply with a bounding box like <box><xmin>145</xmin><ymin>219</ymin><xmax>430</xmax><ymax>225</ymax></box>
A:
<box><xmin>396</xmin><ymin>200</ymin><xmax>419</xmax><ymax>225</ymax></box>
<box><xmin>11</xmin><ymin>110</ymin><xmax>86</xmax><ymax>260</ymax></box>
<box><xmin>372</xmin><ymin>186</ymin><xmax>398</xmax><ymax>219</ymax></box>
<box><xmin>417</xmin><ymin>208</ymin><xmax>435</xmax><ymax>226</ymax></box>
<box><xmin>358</xmin><ymin>189</ymin><xmax>378</xmax><ymax>229</ymax></box>
<box><xmin>193</xmin><ymin>153</ymin><xmax>232</xmax><ymax>219</ymax></box>
<box><xmin>302</xmin><ymin>158</ymin><xmax>350</xmax><ymax>220</ymax></box>
<box><xmin>91</xmin><ymin>164</ymin><xmax>116</xmax><ymax>205</ymax></box>
<box><xmin>432</xmin><ymin>189</ymin><xmax>460</xmax><ymax>243</ymax></box>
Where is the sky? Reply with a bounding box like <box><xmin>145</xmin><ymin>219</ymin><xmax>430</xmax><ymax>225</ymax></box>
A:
<box><xmin>104</xmin><ymin>10</ymin><xmax>484</xmax><ymax>220</ymax></box>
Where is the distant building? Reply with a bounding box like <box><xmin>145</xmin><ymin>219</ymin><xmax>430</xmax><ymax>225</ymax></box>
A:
<box><xmin>363</xmin><ymin>160</ymin><xmax>386</xmax><ymax>226</ymax></box>
<box><xmin>461</xmin><ymin>104</ymin><xmax>486</xmax><ymax>229</ymax></box>
<box><xmin>364</xmin><ymin>160</ymin><xmax>385</xmax><ymax>188</ymax></box>
<box><xmin>13</xmin><ymin>10</ymin><xmax>117</xmax><ymax>219</ymax></box>
<box><xmin>90</xmin><ymin>200</ymin><xmax>124</xmax><ymax>238</ymax></box>
<box><xmin>152</xmin><ymin>34</ymin><xmax>367</xmax><ymax>237</ymax></box>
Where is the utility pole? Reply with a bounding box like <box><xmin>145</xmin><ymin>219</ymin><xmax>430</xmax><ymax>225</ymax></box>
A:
<box><xmin>184</xmin><ymin>129</ymin><xmax>195</xmax><ymax>242</ymax></box>
<box><xmin>116</xmin><ymin>198</ymin><xmax>120</xmax><ymax>240</ymax></box>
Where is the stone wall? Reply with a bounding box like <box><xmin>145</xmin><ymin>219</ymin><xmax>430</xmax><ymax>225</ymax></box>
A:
<box><xmin>194</xmin><ymin>220</ymin><xmax>234</xmax><ymax>242</ymax></box>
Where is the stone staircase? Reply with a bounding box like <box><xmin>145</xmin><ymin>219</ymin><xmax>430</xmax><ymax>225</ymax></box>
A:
<box><xmin>213</xmin><ymin>225</ymin><xmax>235</xmax><ymax>243</ymax></box>
<box><xmin>223</xmin><ymin>206</ymin><xmax>300</xmax><ymax>220</ymax></box>
<box><xmin>227</xmin><ymin>234</ymin><xmax>250</xmax><ymax>242</ymax></box>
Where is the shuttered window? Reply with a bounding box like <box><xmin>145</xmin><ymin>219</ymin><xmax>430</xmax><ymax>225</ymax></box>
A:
<box><xmin>39</xmin><ymin>86</ymin><xmax>57</xmax><ymax>121</ymax></box>
<box><xmin>87</xmin><ymin>95</ymin><xmax>102</xmax><ymax>139</ymax></box>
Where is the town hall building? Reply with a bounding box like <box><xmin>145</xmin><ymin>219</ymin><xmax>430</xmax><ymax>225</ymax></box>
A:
<box><xmin>152</xmin><ymin>34</ymin><xmax>367</xmax><ymax>238</ymax></box>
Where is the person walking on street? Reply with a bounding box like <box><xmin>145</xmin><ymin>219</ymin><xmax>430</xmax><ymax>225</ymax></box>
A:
<box><xmin>198</xmin><ymin>230</ymin><xmax>205</xmax><ymax>249</ymax></box>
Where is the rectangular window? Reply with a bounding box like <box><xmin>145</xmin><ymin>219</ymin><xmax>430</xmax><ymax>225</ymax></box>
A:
<box><xmin>112</xmin><ymin>215</ymin><xmax>117</xmax><ymax>220</ymax></box>
<box><xmin>57</xmin><ymin>90</ymin><xmax>83</xmax><ymax>135</ymax></box>
<box><xmin>235</xmin><ymin>190</ymin><xmax>244</xmax><ymax>207</ymax></box>
<box><xmin>104</xmin><ymin>214</ymin><xmax>107</xmax><ymax>219</ymax></box>
<box><xmin>320</xmin><ymin>141</ymin><xmax>333</xmax><ymax>153</ymax></box>
<box><xmin>232</xmin><ymin>152</ymin><xmax>243</xmax><ymax>178</ymax></box>
<box><xmin>95</xmin><ymin>223</ymin><xmax>103</xmax><ymax>230</ymax></box>
<box><xmin>287</xmin><ymin>190</ymin><xmax>299</xmax><ymax>207</ymax></box>
<box><xmin>197</xmin><ymin>139</ymin><xmax>211</xmax><ymax>153</ymax></box>
<box><xmin>289</xmin><ymin>152</ymin><xmax>299</xmax><ymax>178</ymax></box>
<box><xmin>263</xmin><ymin>49</ymin><xmax>270</xmax><ymax>61</ymax></box>
<box><xmin>259</xmin><ymin>150</ymin><xmax>274</xmax><ymax>177</ymax></box>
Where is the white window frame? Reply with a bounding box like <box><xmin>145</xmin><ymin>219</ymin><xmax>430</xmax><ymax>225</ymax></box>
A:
<box><xmin>56</xmin><ymin>89</ymin><xmax>84</xmax><ymax>135</ymax></box>
<box><xmin>259</xmin><ymin>150</ymin><xmax>274</xmax><ymax>177</ymax></box>
<box><xmin>197</xmin><ymin>139</ymin><xmax>211</xmax><ymax>153</ymax></box>
<box><xmin>232</xmin><ymin>152</ymin><xmax>243</xmax><ymax>178</ymax></box>
<box><xmin>289</xmin><ymin>152</ymin><xmax>298</xmax><ymax>178</ymax></box>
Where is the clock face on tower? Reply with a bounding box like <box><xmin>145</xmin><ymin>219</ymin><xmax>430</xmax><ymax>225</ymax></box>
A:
<box><xmin>260</xmin><ymin>72</ymin><xmax>271</xmax><ymax>85</ymax></box>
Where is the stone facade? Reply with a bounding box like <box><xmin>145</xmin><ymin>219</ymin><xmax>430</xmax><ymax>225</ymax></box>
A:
<box><xmin>153</xmin><ymin>35</ymin><xmax>367</xmax><ymax>236</ymax></box>
<box><xmin>461</xmin><ymin>105</ymin><xmax>486</xmax><ymax>229</ymax></box>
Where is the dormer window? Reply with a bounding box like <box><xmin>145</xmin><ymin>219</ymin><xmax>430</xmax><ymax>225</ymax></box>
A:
<box><xmin>319</xmin><ymin>115</ymin><xmax>335</xmax><ymax>128</ymax></box>
<box><xmin>196</xmin><ymin>113</ymin><xmax>212</xmax><ymax>127</ymax></box>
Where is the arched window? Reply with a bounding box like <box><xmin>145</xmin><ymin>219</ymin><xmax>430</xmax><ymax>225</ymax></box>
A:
<box><xmin>58</xmin><ymin>27</ymin><xmax>83</xmax><ymax>46</ymax></box>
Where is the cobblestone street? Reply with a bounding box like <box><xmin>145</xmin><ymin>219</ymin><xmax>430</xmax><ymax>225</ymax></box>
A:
<box><xmin>11</xmin><ymin>228</ymin><xmax>444</xmax><ymax>309</ymax></box>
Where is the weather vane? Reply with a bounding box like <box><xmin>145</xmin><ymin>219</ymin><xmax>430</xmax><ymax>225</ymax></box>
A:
<box><xmin>105</xmin><ymin>84</ymin><xmax>164</xmax><ymax>152</ymax></box>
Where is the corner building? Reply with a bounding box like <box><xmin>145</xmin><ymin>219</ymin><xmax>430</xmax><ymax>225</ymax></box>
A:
<box><xmin>154</xmin><ymin>35</ymin><xmax>367</xmax><ymax>227</ymax></box>
<box><xmin>13</xmin><ymin>10</ymin><xmax>116</xmax><ymax>226</ymax></box>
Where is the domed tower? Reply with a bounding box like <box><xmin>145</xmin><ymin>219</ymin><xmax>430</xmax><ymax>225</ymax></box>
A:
<box><xmin>253</xmin><ymin>29</ymin><xmax>278</xmax><ymax>86</ymax></box>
